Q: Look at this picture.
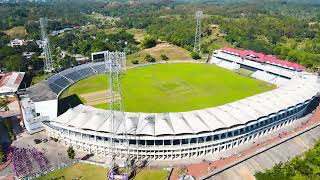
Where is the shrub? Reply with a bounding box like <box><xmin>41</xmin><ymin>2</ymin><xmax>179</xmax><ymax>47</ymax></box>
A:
<box><xmin>160</xmin><ymin>54</ymin><xmax>169</xmax><ymax>61</ymax></box>
<box><xmin>141</xmin><ymin>36</ymin><xmax>157</xmax><ymax>49</ymax></box>
<box><xmin>191</xmin><ymin>51</ymin><xmax>201</xmax><ymax>60</ymax></box>
<box><xmin>3</xmin><ymin>119</ymin><xmax>15</xmax><ymax>141</ymax></box>
<box><xmin>131</xmin><ymin>59</ymin><xmax>139</xmax><ymax>64</ymax></box>
<box><xmin>144</xmin><ymin>54</ymin><xmax>156</xmax><ymax>63</ymax></box>
<box><xmin>0</xmin><ymin>144</ymin><xmax>6</xmax><ymax>163</ymax></box>
<box><xmin>67</xmin><ymin>146</ymin><xmax>75</xmax><ymax>159</ymax></box>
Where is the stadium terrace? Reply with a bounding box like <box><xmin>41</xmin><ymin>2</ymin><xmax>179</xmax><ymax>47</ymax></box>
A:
<box><xmin>25</xmin><ymin>48</ymin><xmax>320</xmax><ymax>160</ymax></box>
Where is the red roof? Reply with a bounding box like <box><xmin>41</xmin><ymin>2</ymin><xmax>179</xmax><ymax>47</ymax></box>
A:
<box><xmin>221</xmin><ymin>47</ymin><xmax>305</xmax><ymax>71</ymax></box>
<box><xmin>0</xmin><ymin>72</ymin><xmax>25</xmax><ymax>93</ymax></box>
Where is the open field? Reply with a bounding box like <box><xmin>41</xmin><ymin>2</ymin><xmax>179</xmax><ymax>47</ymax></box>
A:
<box><xmin>127</xmin><ymin>43</ymin><xmax>192</xmax><ymax>65</ymax></box>
<box><xmin>34</xmin><ymin>163</ymin><xmax>168</xmax><ymax>180</ymax></box>
<box><xmin>61</xmin><ymin>63</ymin><xmax>275</xmax><ymax>113</ymax></box>
<box><xmin>133</xmin><ymin>169</ymin><xmax>169</xmax><ymax>180</ymax></box>
<box><xmin>5</xmin><ymin>26</ymin><xmax>27</xmax><ymax>38</ymax></box>
<box><xmin>34</xmin><ymin>163</ymin><xmax>108</xmax><ymax>180</ymax></box>
<box><xmin>127</xmin><ymin>28</ymin><xmax>148</xmax><ymax>42</ymax></box>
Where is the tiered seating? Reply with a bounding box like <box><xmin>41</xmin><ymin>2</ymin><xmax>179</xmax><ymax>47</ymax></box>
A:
<box><xmin>213</xmin><ymin>49</ymin><xmax>302</xmax><ymax>79</ymax></box>
<box><xmin>48</xmin><ymin>83</ymin><xmax>63</xmax><ymax>94</ymax></box>
<box><xmin>251</xmin><ymin>71</ymin><xmax>276</xmax><ymax>83</ymax></box>
<box><xmin>77</xmin><ymin>67</ymin><xmax>95</xmax><ymax>77</ymax></box>
<box><xmin>47</xmin><ymin>74</ymin><xmax>71</xmax><ymax>88</ymax></box>
<box><xmin>210</xmin><ymin>57</ymin><xmax>223</xmax><ymax>64</ymax></box>
<box><xmin>92</xmin><ymin>63</ymin><xmax>106</xmax><ymax>73</ymax></box>
<box><xmin>61</xmin><ymin>70</ymin><xmax>83</xmax><ymax>82</ymax></box>
<box><xmin>215</xmin><ymin>52</ymin><xmax>241</xmax><ymax>62</ymax></box>
<box><xmin>242</xmin><ymin>59</ymin><xmax>263</xmax><ymax>69</ymax></box>
<box><xmin>270</xmin><ymin>76</ymin><xmax>289</xmax><ymax>86</ymax></box>
<box><xmin>216</xmin><ymin>60</ymin><xmax>240</xmax><ymax>70</ymax></box>
<box><xmin>263</xmin><ymin>65</ymin><xmax>296</xmax><ymax>78</ymax></box>
<box><xmin>44</xmin><ymin>62</ymin><xmax>107</xmax><ymax>95</ymax></box>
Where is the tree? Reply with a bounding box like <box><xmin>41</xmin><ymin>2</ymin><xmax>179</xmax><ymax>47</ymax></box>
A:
<box><xmin>4</xmin><ymin>55</ymin><xmax>26</xmax><ymax>71</ymax></box>
<box><xmin>0</xmin><ymin>100</ymin><xmax>9</xmax><ymax>111</ymax></box>
<box><xmin>67</xmin><ymin>146</ymin><xmax>75</xmax><ymax>159</ymax></box>
<box><xmin>23</xmin><ymin>41</ymin><xmax>41</xmax><ymax>53</ymax></box>
<box><xmin>131</xmin><ymin>59</ymin><xmax>139</xmax><ymax>64</ymax></box>
<box><xmin>177</xmin><ymin>166</ymin><xmax>188</xmax><ymax>177</ymax></box>
<box><xmin>0</xmin><ymin>144</ymin><xmax>6</xmax><ymax>163</ymax></box>
<box><xmin>3</xmin><ymin>119</ymin><xmax>15</xmax><ymax>141</ymax></box>
<box><xmin>141</xmin><ymin>36</ymin><xmax>157</xmax><ymax>49</ymax></box>
<box><xmin>160</xmin><ymin>54</ymin><xmax>169</xmax><ymax>61</ymax></box>
<box><xmin>191</xmin><ymin>51</ymin><xmax>201</xmax><ymax>60</ymax></box>
<box><xmin>144</xmin><ymin>54</ymin><xmax>156</xmax><ymax>63</ymax></box>
<box><xmin>0</xmin><ymin>46</ymin><xmax>16</xmax><ymax>61</ymax></box>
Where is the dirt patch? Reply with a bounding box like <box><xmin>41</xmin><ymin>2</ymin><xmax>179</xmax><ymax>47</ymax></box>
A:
<box><xmin>80</xmin><ymin>90</ymin><xmax>119</xmax><ymax>106</ymax></box>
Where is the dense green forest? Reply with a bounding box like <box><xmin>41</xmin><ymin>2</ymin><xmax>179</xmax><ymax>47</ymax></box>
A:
<box><xmin>255</xmin><ymin>140</ymin><xmax>320</xmax><ymax>179</ymax></box>
<box><xmin>0</xmin><ymin>0</ymin><xmax>320</xmax><ymax>75</ymax></box>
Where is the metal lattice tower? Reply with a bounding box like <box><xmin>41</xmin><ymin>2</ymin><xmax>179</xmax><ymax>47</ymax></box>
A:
<box><xmin>104</xmin><ymin>51</ymin><xmax>130</xmax><ymax>176</ymax></box>
<box><xmin>194</xmin><ymin>11</ymin><xmax>203</xmax><ymax>53</ymax></box>
<box><xmin>40</xmin><ymin>18</ymin><xmax>54</xmax><ymax>72</ymax></box>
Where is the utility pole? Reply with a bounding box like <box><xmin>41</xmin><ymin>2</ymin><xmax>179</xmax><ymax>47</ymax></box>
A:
<box><xmin>194</xmin><ymin>11</ymin><xmax>203</xmax><ymax>54</ymax></box>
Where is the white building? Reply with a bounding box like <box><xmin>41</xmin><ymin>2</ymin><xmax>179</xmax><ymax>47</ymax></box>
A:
<box><xmin>9</xmin><ymin>39</ymin><xmax>26</xmax><ymax>47</ymax></box>
<box><xmin>20</xmin><ymin>96</ymin><xmax>49</xmax><ymax>134</ymax></box>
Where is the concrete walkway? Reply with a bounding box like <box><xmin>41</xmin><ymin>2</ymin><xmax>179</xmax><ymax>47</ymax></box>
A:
<box><xmin>209</xmin><ymin>125</ymin><xmax>320</xmax><ymax>180</ymax></box>
<box><xmin>169</xmin><ymin>106</ymin><xmax>320</xmax><ymax>180</ymax></box>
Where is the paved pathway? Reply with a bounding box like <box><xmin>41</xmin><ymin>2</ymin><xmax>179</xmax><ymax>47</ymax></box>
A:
<box><xmin>170</xmin><ymin>107</ymin><xmax>320</xmax><ymax>180</ymax></box>
<box><xmin>210</xmin><ymin>125</ymin><xmax>320</xmax><ymax>180</ymax></box>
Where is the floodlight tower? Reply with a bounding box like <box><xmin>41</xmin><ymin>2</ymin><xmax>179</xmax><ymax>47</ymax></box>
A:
<box><xmin>105</xmin><ymin>51</ymin><xmax>130</xmax><ymax>179</ymax></box>
<box><xmin>40</xmin><ymin>18</ymin><xmax>54</xmax><ymax>72</ymax></box>
<box><xmin>194</xmin><ymin>11</ymin><xmax>203</xmax><ymax>53</ymax></box>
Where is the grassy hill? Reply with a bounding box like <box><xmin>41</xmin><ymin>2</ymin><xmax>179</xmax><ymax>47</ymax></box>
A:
<box><xmin>127</xmin><ymin>43</ymin><xmax>192</xmax><ymax>65</ymax></box>
<box><xmin>5</xmin><ymin>26</ymin><xmax>27</xmax><ymax>38</ymax></box>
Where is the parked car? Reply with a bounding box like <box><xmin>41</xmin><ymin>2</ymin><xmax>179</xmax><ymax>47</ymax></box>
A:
<box><xmin>34</xmin><ymin>139</ymin><xmax>41</xmax><ymax>144</ymax></box>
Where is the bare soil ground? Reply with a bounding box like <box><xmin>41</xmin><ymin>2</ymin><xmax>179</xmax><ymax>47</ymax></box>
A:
<box><xmin>80</xmin><ymin>90</ymin><xmax>119</xmax><ymax>106</ymax></box>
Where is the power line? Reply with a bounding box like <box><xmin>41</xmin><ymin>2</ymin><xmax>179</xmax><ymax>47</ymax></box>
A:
<box><xmin>194</xmin><ymin>11</ymin><xmax>203</xmax><ymax>53</ymax></box>
<box><xmin>40</xmin><ymin>18</ymin><xmax>54</xmax><ymax>73</ymax></box>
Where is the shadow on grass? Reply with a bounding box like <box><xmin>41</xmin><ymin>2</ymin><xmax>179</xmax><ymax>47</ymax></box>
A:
<box><xmin>58</xmin><ymin>94</ymin><xmax>83</xmax><ymax>115</ymax></box>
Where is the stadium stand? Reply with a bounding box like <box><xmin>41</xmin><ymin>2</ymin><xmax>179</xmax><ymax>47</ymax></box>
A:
<box><xmin>216</xmin><ymin>60</ymin><xmax>240</xmax><ymax>71</ymax></box>
<box><xmin>212</xmin><ymin>48</ymin><xmax>302</xmax><ymax>79</ymax></box>
<box><xmin>47</xmin><ymin>74</ymin><xmax>71</xmax><ymax>88</ymax></box>
<box><xmin>91</xmin><ymin>63</ymin><xmax>107</xmax><ymax>74</ymax></box>
<box><xmin>251</xmin><ymin>71</ymin><xmax>276</xmax><ymax>83</ymax></box>
<box><xmin>27</xmin><ymin>62</ymin><xmax>106</xmax><ymax>102</ymax></box>
<box><xmin>60</xmin><ymin>70</ymin><xmax>83</xmax><ymax>82</ymax></box>
<box><xmin>28</xmin><ymin>48</ymin><xmax>320</xmax><ymax>160</ymax></box>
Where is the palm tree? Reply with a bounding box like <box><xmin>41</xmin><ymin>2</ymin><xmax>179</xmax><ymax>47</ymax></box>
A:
<box><xmin>0</xmin><ymin>99</ymin><xmax>9</xmax><ymax>111</ymax></box>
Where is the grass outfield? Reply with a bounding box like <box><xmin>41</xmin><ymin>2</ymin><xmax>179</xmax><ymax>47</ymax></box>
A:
<box><xmin>35</xmin><ymin>163</ymin><xmax>168</xmax><ymax>180</ymax></box>
<box><xmin>133</xmin><ymin>169</ymin><xmax>169</xmax><ymax>180</ymax></box>
<box><xmin>61</xmin><ymin>63</ymin><xmax>275</xmax><ymax>112</ymax></box>
<box><xmin>35</xmin><ymin>163</ymin><xmax>107</xmax><ymax>180</ymax></box>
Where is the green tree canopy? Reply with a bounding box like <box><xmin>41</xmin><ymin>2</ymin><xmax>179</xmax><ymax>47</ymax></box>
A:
<box><xmin>141</xmin><ymin>36</ymin><xmax>157</xmax><ymax>49</ymax></box>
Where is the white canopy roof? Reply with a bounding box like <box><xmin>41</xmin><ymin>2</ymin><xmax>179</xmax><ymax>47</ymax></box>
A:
<box><xmin>51</xmin><ymin>74</ymin><xmax>320</xmax><ymax>136</ymax></box>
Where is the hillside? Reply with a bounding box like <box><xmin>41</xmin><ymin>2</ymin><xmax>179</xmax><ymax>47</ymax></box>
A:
<box><xmin>127</xmin><ymin>43</ymin><xmax>192</xmax><ymax>65</ymax></box>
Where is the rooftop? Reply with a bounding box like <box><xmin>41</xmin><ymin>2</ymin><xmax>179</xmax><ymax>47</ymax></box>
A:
<box><xmin>0</xmin><ymin>72</ymin><xmax>25</xmax><ymax>94</ymax></box>
<box><xmin>221</xmin><ymin>47</ymin><xmax>305</xmax><ymax>71</ymax></box>
<box><xmin>50</xmin><ymin>74</ymin><xmax>320</xmax><ymax>137</ymax></box>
